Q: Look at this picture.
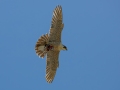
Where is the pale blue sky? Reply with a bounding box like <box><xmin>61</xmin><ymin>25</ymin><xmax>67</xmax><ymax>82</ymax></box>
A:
<box><xmin>0</xmin><ymin>0</ymin><xmax>120</xmax><ymax>90</ymax></box>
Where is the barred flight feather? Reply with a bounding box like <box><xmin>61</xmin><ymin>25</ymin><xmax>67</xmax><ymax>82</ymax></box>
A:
<box><xmin>35</xmin><ymin>34</ymin><xmax>49</xmax><ymax>58</ymax></box>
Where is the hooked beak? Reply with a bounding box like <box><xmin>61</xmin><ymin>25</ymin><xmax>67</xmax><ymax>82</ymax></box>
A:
<box><xmin>66</xmin><ymin>48</ymin><xmax>67</xmax><ymax>51</ymax></box>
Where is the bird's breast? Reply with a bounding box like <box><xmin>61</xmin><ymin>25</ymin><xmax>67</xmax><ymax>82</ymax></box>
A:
<box><xmin>48</xmin><ymin>42</ymin><xmax>61</xmax><ymax>51</ymax></box>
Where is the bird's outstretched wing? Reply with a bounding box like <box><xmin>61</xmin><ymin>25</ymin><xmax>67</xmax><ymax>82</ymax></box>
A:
<box><xmin>49</xmin><ymin>5</ymin><xmax>64</xmax><ymax>42</ymax></box>
<box><xmin>46</xmin><ymin>51</ymin><xmax>60</xmax><ymax>83</ymax></box>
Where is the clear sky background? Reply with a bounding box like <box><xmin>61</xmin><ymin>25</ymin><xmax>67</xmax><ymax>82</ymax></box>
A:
<box><xmin>0</xmin><ymin>0</ymin><xmax>120</xmax><ymax>90</ymax></box>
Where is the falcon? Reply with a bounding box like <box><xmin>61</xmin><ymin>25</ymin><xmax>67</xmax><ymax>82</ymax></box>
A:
<box><xmin>35</xmin><ymin>5</ymin><xmax>67</xmax><ymax>83</ymax></box>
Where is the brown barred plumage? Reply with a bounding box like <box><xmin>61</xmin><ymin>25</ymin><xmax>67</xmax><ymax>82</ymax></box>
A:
<box><xmin>35</xmin><ymin>5</ymin><xmax>67</xmax><ymax>83</ymax></box>
<box><xmin>35</xmin><ymin>33</ymin><xmax>49</xmax><ymax>58</ymax></box>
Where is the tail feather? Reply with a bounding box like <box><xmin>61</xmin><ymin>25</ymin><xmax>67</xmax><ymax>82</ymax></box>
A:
<box><xmin>40</xmin><ymin>51</ymin><xmax>47</xmax><ymax>58</ymax></box>
<box><xmin>41</xmin><ymin>34</ymin><xmax>49</xmax><ymax>41</ymax></box>
<box><xmin>35</xmin><ymin>34</ymin><xmax>49</xmax><ymax>58</ymax></box>
<box><xmin>42</xmin><ymin>34</ymin><xmax>49</xmax><ymax>41</ymax></box>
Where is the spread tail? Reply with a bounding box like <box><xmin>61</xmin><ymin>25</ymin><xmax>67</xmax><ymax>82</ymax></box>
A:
<box><xmin>35</xmin><ymin>33</ymin><xmax>49</xmax><ymax>58</ymax></box>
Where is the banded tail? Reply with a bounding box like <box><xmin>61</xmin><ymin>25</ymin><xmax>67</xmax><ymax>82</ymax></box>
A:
<box><xmin>35</xmin><ymin>34</ymin><xmax>49</xmax><ymax>58</ymax></box>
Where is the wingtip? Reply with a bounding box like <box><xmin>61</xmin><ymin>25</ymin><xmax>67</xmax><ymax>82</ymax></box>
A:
<box><xmin>55</xmin><ymin>5</ymin><xmax>62</xmax><ymax>9</ymax></box>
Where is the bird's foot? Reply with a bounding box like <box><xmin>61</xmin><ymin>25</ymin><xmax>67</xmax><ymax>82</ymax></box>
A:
<box><xmin>45</xmin><ymin>44</ymin><xmax>54</xmax><ymax>51</ymax></box>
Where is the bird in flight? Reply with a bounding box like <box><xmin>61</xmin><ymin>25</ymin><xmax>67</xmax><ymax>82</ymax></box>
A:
<box><xmin>35</xmin><ymin>5</ymin><xmax>67</xmax><ymax>83</ymax></box>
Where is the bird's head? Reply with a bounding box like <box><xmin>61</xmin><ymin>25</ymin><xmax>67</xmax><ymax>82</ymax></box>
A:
<box><xmin>62</xmin><ymin>45</ymin><xmax>67</xmax><ymax>50</ymax></box>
